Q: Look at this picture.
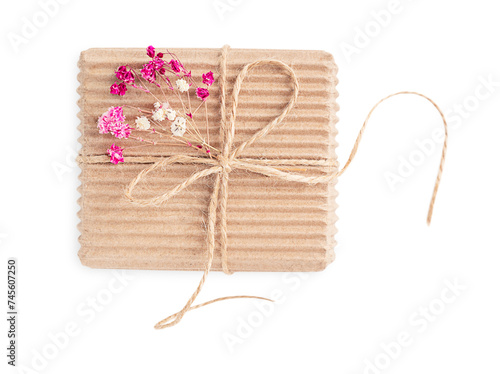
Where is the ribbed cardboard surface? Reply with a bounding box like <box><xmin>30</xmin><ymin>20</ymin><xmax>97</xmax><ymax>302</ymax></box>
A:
<box><xmin>77</xmin><ymin>47</ymin><xmax>339</xmax><ymax>272</ymax></box>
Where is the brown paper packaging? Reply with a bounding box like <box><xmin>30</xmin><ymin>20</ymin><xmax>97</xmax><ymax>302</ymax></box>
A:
<box><xmin>77</xmin><ymin>47</ymin><xmax>339</xmax><ymax>272</ymax></box>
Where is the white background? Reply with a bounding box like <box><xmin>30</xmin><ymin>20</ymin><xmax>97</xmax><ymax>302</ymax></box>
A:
<box><xmin>1</xmin><ymin>0</ymin><xmax>499</xmax><ymax>373</ymax></box>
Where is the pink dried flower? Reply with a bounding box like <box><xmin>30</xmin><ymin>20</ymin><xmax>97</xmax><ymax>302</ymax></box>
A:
<box><xmin>97</xmin><ymin>117</ymin><xmax>110</xmax><ymax>134</ymax></box>
<box><xmin>107</xmin><ymin>144</ymin><xmax>124</xmax><ymax>164</ymax></box>
<box><xmin>147</xmin><ymin>45</ymin><xmax>155</xmax><ymax>58</ymax></box>
<box><xmin>110</xmin><ymin>82</ymin><xmax>127</xmax><ymax>95</ymax></box>
<box><xmin>196</xmin><ymin>87</ymin><xmax>210</xmax><ymax>101</ymax></box>
<box><xmin>109</xmin><ymin>106</ymin><xmax>126</xmax><ymax>122</ymax></box>
<box><xmin>112</xmin><ymin>122</ymin><xmax>131</xmax><ymax>139</ymax></box>
<box><xmin>186</xmin><ymin>113</ymin><xmax>193</xmax><ymax>118</ymax></box>
<box><xmin>97</xmin><ymin>107</ymin><xmax>128</xmax><ymax>137</ymax></box>
<box><xmin>202</xmin><ymin>71</ymin><xmax>214</xmax><ymax>86</ymax></box>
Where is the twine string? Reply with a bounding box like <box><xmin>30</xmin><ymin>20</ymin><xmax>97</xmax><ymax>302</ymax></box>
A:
<box><xmin>219</xmin><ymin>44</ymin><xmax>232</xmax><ymax>275</ymax></box>
<box><xmin>119</xmin><ymin>45</ymin><xmax>449</xmax><ymax>329</ymax></box>
<box><xmin>336</xmin><ymin>91</ymin><xmax>448</xmax><ymax>225</ymax></box>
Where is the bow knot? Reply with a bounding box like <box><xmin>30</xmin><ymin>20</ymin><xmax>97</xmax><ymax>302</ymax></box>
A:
<box><xmin>217</xmin><ymin>155</ymin><xmax>232</xmax><ymax>173</ymax></box>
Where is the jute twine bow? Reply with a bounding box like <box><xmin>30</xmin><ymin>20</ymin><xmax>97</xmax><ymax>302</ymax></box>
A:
<box><xmin>118</xmin><ymin>45</ymin><xmax>448</xmax><ymax>329</ymax></box>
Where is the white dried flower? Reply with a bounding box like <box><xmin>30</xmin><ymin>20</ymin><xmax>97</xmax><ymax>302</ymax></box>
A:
<box><xmin>135</xmin><ymin>116</ymin><xmax>151</xmax><ymax>130</ymax></box>
<box><xmin>171</xmin><ymin>117</ymin><xmax>187</xmax><ymax>137</ymax></box>
<box><xmin>154</xmin><ymin>102</ymin><xmax>162</xmax><ymax>110</ymax></box>
<box><xmin>152</xmin><ymin>109</ymin><xmax>166</xmax><ymax>122</ymax></box>
<box><xmin>176</xmin><ymin>79</ymin><xmax>189</xmax><ymax>92</ymax></box>
<box><xmin>165</xmin><ymin>108</ymin><xmax>176</xmax><ymax>121</ymax></box>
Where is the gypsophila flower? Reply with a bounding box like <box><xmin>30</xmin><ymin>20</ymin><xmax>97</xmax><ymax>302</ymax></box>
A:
<box><xmin>171</xmin><ymin>117</ymin><xmax>187</xmax><ymax>136</ymax></box>
<box><xmin>98</xmin><ymin>106</ymin><xmax>126</xmax><ymax>134</ymax></box>
<box><xmin>112</xmin><ymin>122</ymin><xmax>131</xmax><ymax>139</ymax></box>
<box><xmin>165</xmin><ymin>108</ymin><xmax>176</xmax><ymax>121</ymax></box>
<box><xmin>202</xmin><ymin>71</ymin><xmax>214</xmax><ymax>86</ymax></box>
<box><xmin>147</xmin><ymin>45</ymin><xmax>155</xmax><ymax>58</ymax></box>
<box><xmin>176</xmin><ymin>79</ymin><xmax>189</xmax><ymax>92</ymax></box>
<box><xmin>152</xmin><ymin>56</ymin><xmax>165</xmax><ymax>70</ymax></box>
<box><xmin>135</xmin><ymin>116</ymin><xmax>151</xmax><ymax>130</ymax></box>
<box><xmin>115</xmin><ymin>66</ymin><xmax>135</xmax><ymax>84</ymax></box>
<box><xmin>196</xmin><ymin>87</ymin><xmax>210</xmax><ymax>101</ymax></box>
<box><xmin>141</xmin><ymin>61</ymin><xmax>156</xmax><ymax>83</ymax></box>
<box><xmin>115</xmin><ymin>66</ymin><xmax>128</xmax><ymax>80</ymax></box>
<box><xmin>169</xmin><ymin>59</ymin><xmax>183</xmax><ymax>74</ymax></box>
<box><xmin>123</xmin><ymin>71</ymin><xmax>135</xmax><ymax>84</ymax></box>
<box><xmin>108</xmin><ymin>144</ymin><xmax>124</xmax><ymax>164</ymax></box>
<box><xmin>97</xmin><ymin>117</ymin><xmax>110</xmax><ymax>134</ymax></box>
<box><xmin>154</xmin><ymin>101</ymin><xmax>170</xmax><ymax>111</ymax></box>
<box><xmin>110</xmin><ymin>82</ymin><xmax>127</xmax><ymax>96</ymax></box>
<box><xmin>152</xmin><ymin>109</ymin><xmax>166</xmax><ymax>122</ymax></box>
<box><xmin>100</xmin><ymin>46</ymin><xmax>216</xmax><ymax>164</ymax></box>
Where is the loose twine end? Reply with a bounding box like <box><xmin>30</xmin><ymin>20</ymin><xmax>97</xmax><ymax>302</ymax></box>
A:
<box><xmin>154</xmin><ymin>296</ymin><xmax>273</xmax><ymax>330</ymax></box>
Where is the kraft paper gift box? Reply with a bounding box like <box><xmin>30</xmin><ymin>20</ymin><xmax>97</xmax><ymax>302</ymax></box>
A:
<box><xmin>77</xmin><ymin>47</ymin><xmax>339</xmax><ymax>272</ymax></box>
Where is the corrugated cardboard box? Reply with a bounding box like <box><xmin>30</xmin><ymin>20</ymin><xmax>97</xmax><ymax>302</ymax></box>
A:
<box><xmin>77</xmin><ymin>47</ymin><xmax>339</xmax><ymax>272</ymax></box>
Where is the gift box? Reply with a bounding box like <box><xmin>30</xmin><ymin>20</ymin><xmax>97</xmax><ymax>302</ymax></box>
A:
<box><xmin>77</xmin><ymin>47</ymin><xmax>339</xmax><ymax>273</ymax></box>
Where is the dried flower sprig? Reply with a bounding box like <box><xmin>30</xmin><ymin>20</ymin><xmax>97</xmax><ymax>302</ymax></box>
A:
<box><xmin>99</xmin><ymin>46</ymin><xmax>216</xmax><ymax>164</ymax></box>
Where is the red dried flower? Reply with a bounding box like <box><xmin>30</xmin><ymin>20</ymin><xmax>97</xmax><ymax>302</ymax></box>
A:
<box><xmin>196</xmin><ymin>87</ymin><xmax>210</xmax><ymax>101</ymax></box>
<box><xmin>169</xmin><ymin>59</ymin><xmax>183</xmax><ymax>73</ymax></box>
<box><xmin>110</xmin><ymin>82</ymin><xmax>127</xmax><ymax>96</ymax></box>
<box><xmin>147</xmin><ymin>45</ymin><xmax>155</xmax><ymax>58</ymax></box>
<box><xmin>202</xmin><ymin>71</ymin><xmax>214</xmax><ymax>86</ymax></box>
<box><xmin>115</xmin><ymin>65</ymin><xmax>128</xmax><ymax>80</ymax></box>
